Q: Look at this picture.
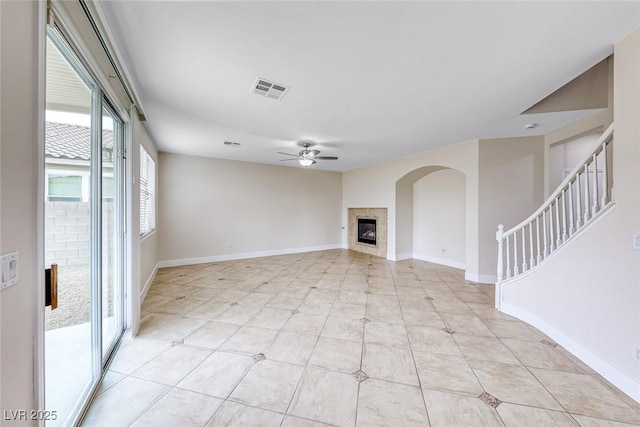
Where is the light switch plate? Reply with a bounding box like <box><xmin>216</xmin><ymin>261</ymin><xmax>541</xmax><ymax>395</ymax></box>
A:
<box><xmin>1</xmin><ymin>251</ymin><xmax>19</xmax><ymax>290</ymax></box>
<box><xmin>634</xmin><ymin>233</ymin><xmax>640</xmax><ymax>251</ymax></box>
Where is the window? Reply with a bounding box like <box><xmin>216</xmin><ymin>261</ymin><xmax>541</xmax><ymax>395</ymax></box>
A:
<box><xmin>48</xmin><ymin>174</ymin><xmax>83</xmax><ymax>201</ymax></box>
<box><xmin>140</xmin><ymin>145</ymin><xmax>155</xmax><ymax>236</ymax></box>
<box><xmin>46</xmin><ymin>170</ymin><xmax>90</xmax><ymax>202</ymax></box>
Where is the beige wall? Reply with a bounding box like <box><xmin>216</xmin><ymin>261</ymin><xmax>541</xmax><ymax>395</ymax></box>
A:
<box><xmin>157</xmin><ymin>153</ymin><xmax>343</xmax><ymax>264</ymax></box>
<box><xmin>478</xmin><ymin>136</ymin><xmax>545</xmax><ymax>279</ymax></box>
<box><xmin>0</xmin><ymin>0</ymin><xmax>39</xmax><ymax>417</ymax></box>
<box><xmin>343</xmin><ymin>136</ymin><xmax>545</xmax><ymax>282</ymax></box>
<box><xmin>342</xmin><ymin>140</ymin><xmax>481</xmax><ymax>279</ymax></box>
<box><xmin>413</xmin><ymin>169</ymin><xmax>466</xmax><ymax>268</ymax></box>
<box><xmin>502</xmin><ymin>27</ymin><xmax>640</xmax><ymax>401</ymax></box>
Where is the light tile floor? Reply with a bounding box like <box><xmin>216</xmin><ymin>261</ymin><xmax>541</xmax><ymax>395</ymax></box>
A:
<box><xmin>83</xmin><ymin>249</ymin><xmax>640</xmax><ymax>426</ymax></box>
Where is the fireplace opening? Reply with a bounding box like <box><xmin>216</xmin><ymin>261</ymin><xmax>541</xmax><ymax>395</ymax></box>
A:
<box><xmin>357</xmin><ymin>218</ymin><xmax>377</xmax><ymax>245</ymax></box>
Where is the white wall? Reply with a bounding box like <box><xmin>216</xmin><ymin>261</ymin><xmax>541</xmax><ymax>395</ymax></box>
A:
<box><xmin>0</xmin><ymin>0</ymin><xmax>39</xmax><ymax>416</ymax></box>
<box><xmin>157</xmin><ymin>153</ymin><xmax>343</xmax><ymax>265</ymax></box>
<box><xmin>501</xmin><ymin>28</ymin><xmax>640</xmax><ymax>402</ymax></box>
<box><xmin>478</xmin><ymin>136</ymin><xmax>545</xmax><ymax>280</ymax></box>
<box><xmin>413</xmin><ymin>169</ymin><xmax>465</xmax><ymax>268</ymax></box>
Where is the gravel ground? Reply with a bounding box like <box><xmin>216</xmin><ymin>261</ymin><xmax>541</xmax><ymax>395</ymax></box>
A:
<box><xmin>45</xmin><ymin>265</ymin><xmax>115</xmax><ymax>331</ymax></box>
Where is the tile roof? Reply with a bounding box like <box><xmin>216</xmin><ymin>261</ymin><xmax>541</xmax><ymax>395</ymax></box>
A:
<box><xmin>46</xmin><ymin>121</ymin><xmax>113</xmax><ymax>161</ymax></box>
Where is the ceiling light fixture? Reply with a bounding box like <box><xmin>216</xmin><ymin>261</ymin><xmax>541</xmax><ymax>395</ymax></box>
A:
<box><xmin>299</xmin><ymin>158</ymin><xmax>315</xmax><ymax>167</ymax></box>
<box><xmin>524</xmin><ymin>123</ymin><xmax>538</xmax><ymax>129</ymax></box>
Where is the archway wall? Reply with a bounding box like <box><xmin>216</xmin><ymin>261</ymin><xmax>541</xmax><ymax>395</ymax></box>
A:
<box><xmin>395</xmin><ymin>165</ymin><xmax>449</xmax><ymax>258</ymax></box>
<box><xmin>342</xmin><ymin>140</ymin><xmax>480</xmax><ymax>279</ymax></box>
<box><xmin>413</xmin><ymin>169</ymin><xmax>466</xmax><ymax>268</ymax></box>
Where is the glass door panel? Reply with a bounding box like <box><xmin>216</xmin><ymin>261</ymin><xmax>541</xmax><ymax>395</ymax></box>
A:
<box><xmin>44</xmin><ymin>29</ymin><xmax>126</xmax><ymax>426</ymax></box>
<box><xmin>44</xmin><ymin>36</ymin><xmax>94</xmax><ymax>426</ymax></box>
<box><xmin>101</xmin><ymin>105</ymin><xmax>123</xmax><ymax>357</ymax></box>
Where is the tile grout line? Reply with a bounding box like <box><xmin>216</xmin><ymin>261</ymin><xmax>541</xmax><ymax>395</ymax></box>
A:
<box><xmin>278</xmin><ymin>258</ymin><xmax>347</xmax><ymax>426</ymax></box>
<box><xmin>353</xmin><ymin>256</ymin><xmax>374</xmax><ymax>427</ymax></box>
<box><xmin>392</xmin><ymin>260</ymin><xmax>434</xmax><ymax>427</ymax></box>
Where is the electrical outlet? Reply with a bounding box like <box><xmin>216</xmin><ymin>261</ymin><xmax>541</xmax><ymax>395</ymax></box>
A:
<box><xmin>634</xmin><ymin>346</ymin><xmax>640</xmax><ymax>361</ymax></box>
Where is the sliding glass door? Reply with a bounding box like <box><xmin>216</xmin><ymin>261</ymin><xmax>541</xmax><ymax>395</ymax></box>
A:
<box><xmin>101</xmin><ymin>105</ymin><xmax>124</xmax><ymax>358</ymax></box>
<box><xmin>44</xmin><ymin>29</ymin><xmax>125</xmax><ymax>426</ymax></box>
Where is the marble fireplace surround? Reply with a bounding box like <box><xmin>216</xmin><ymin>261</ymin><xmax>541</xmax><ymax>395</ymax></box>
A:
<box><xmin>348</xmin><ymin>208</ymin><xmax>388</xmax><ymax>258</ymax></box>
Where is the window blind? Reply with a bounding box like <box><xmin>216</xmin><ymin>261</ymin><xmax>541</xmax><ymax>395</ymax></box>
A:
<box><xmin>139</xmin><ymin>145</ymin><xmax>155</xmax><ymax>236</ymax></box>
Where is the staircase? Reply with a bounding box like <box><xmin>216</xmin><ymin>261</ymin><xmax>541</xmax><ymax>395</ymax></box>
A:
<box><xmin>494</xmin><ymin>123</ymin><xmax>614</xmax><ymax>308</ymax></box>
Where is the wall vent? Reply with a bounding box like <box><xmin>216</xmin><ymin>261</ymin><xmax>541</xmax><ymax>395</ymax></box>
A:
<box><xmin>223</xmin><ymin>141</ymin><xmax>241</xmax><ymax>147</ymax></box>
<box><xmin>252</xmin><ymin>78</ymin><xmax>289</xmax><ymax>101</ymax></box>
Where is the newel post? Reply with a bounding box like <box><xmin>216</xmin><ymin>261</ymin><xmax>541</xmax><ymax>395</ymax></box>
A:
<box><xmin>496</xmin><ymin>224</ymin><xmax>504</xmax><ymax>283</ymax></box>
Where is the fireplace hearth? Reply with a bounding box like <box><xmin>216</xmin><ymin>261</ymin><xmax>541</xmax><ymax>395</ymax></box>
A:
<box><xmin>357</xmin><ymin>218</ymin><xmax>377</xmax><ymax>246</ymax></box>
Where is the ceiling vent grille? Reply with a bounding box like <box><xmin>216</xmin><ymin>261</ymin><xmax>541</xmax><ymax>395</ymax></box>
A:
<box><xmin>223</xmin><ymin>141</ymin><xmax>241</xmax><ymax>147</ymax></box>
<box><xmin>252</xmin><ymin>78</ymin><xmax>289</xmax><ymax>101</ymax></box>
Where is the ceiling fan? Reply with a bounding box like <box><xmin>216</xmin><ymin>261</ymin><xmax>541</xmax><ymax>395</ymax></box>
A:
<box><xmin>278</xmin><ymin>142</ymin><xmax>338</xmax><ymax>167</ymax></box>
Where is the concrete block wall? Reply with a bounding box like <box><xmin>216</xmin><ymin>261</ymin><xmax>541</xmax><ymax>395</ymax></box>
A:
<box><xmin>44</xmin><ymin>201</ymin><xmax>115</xmax><ymax>267</ymax></box>
<box><xmin>45</xmin><ymin>202</ymin><xmax>90</xmax><ymax>267</ymax></box>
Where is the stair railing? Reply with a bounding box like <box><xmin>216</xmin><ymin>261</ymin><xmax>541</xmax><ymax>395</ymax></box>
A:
<box><xmin>496</xmin><ymin>123</ymin><xmax>614</xmax><ymax>284</ymax></box>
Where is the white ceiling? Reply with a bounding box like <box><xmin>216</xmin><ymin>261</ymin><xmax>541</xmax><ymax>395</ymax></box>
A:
<box><xmin>98</xmin><ymin>1</ymin><xmax>640</xmax><ymax>172</ymax></box>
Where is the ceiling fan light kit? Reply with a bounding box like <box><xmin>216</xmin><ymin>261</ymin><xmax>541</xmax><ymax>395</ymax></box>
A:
<box><xmin>299</xmin><ymin>158</ymin><xmax>315</xmax><ymax>167</ymax></box>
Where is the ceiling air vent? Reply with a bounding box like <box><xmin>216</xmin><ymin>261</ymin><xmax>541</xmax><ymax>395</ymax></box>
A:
<box><xmin>252</xmin><ymin>78</ymin><xmax>289</xmax><ymax>101</ymax></box>
<box><xmin>223</xmin><ymin>141</ymin><xmax>241</xmax><ymax>147</ymax></box>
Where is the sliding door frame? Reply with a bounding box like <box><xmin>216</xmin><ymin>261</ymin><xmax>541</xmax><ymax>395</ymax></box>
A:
<box><xmin>36</xmin><ymin>2</ymin><xmax>132</xmax><ymax>424</ymax></box>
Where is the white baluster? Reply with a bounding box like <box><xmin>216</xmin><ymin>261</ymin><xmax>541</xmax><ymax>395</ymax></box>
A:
<box><xmin>513</xmin><ymin>232</ymin><xmax>519</xmax><ymax>276</ymax></box>
<box><xmin>554</xmin><ymin>199</ymin><xmax>562</xmax><ymax>248</ymax></box>
<box><xmin>542</xmin><ymin>209</ymin><xmax>548</xmax><ymax>257</ymax></box>
<box><xmin>506</xmin><ymin>234</ymin><xmax>511</xmax><ymax>279</ymax></box>
<box><xmin>496</xmin><ymin>225</ymin><xmax>504</xmax><ymax>283</ymax></box>
<box><xmin>549</xmin><ymin>205</ymin><xmax>556</xmax><ymax>252</ymax></box>
<box><xmin>601</xmin><ymin>141</ymin><xmax>608</xmax><ymax>207</ymax></box>
<box><xmin>568</xmin><ymin>180</ymin><xmax>575</xmax><ymax>235</ymax></box>
<box><xmin>536</xmin><ymin>216</ymin><xmax>542</xmax><ymax>263</ymax></box>
<box><xmin>529</xmin><ymin>222</ymin><xmax>535</xmax><ymax>268</ymax></box>
<box><xmin>584</xmin><ymin>163</ymin><xmax>590</xmax><ymax>223</ymax></box>
<box><xmin>561</xmin><ymin>189</ymin><xmax>568</xmax><ymax>242</ymax></box>
<box><xmin>576</xmin><ymin>171</ymin><xmax>583</xmax><ymax>228</ymax></box>
<box><xmin>592</xmin><ymin>153</ymin><xmax>598</xmax><ymax>217</ymax></box>
<box><xmin>521</xmin><ymin>228</ymin><xmax>527</xmax><ymax>273</ymax></box>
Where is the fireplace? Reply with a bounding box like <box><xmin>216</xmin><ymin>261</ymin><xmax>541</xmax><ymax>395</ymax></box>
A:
<box><xmin>357</xmin><ymin>218</ymin><xmax>377</xmax><ymax>245</ymax></box>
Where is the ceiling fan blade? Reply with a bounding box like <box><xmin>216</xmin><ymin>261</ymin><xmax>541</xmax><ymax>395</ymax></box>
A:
<box><xmin>280</xmin><ymin>158</ymin><xmax>299</xmax><ymax>161</ymax></box>
<box><xmin>277</xmin><ymin>152</ymin><xmax>298</xmax><ymax>157</ymax></box>
<box><xmin>316</xmin><ymin>156</ymin><xmax>338</xmax><ymax>160</ymax></box>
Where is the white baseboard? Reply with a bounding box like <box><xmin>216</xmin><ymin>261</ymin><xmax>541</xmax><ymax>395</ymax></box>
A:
<box><xmin>464</xmin><ymin>272</ymin><xmax>497</xmax><ymax>284</ymax></box>
<box><xmin>413</xmin><ymin>253</ymin><xmax>465</xmax><ymax>270</ymax></box>
<box><xmin>140</xmin><ymin>262</ymin><xmax>159</xmax><ymax>301</ymax></box>
<box><xmin>501</xmin><ymin>302</ymin><xmax>640</xmax><ymax>404</ymax></box>
<box><xmin>395</xmin><ymin>253</ymin><xmax>413</xmax><ymax>261</ymax></box>
<box><xmin>157</xmin><ymin>244</ymin><xmax>344</xmax><ymax>268</ymax></box>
